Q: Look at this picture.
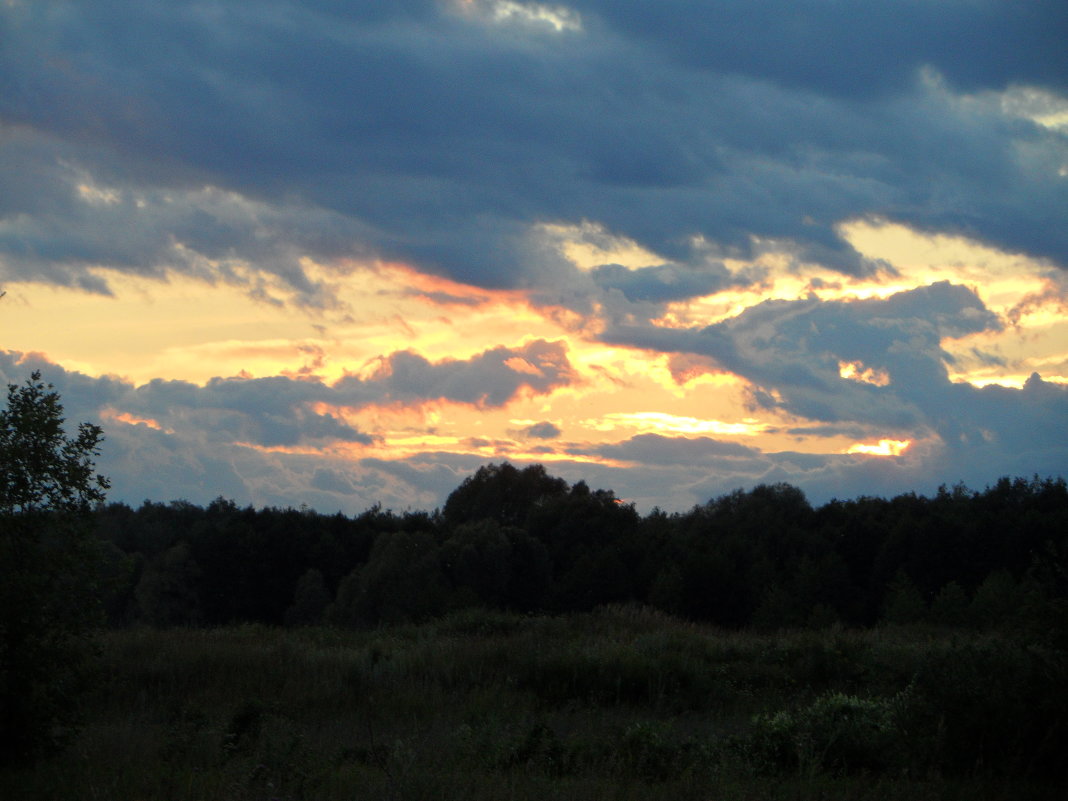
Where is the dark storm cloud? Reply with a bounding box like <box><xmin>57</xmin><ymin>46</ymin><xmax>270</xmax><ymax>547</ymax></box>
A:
<box><xmin>941</xmin><ymin>373</ymin><xmax>1068</xmax><ymax>453</ymax></box>
<box><xmin>581</xmin><ymin>0</ymin><xmax>1068</xmax><ymax>98</ymax></box>
<box><xmin>2</xmin><ymin>0</ymin><xmax>1066</xmax><ymax>301</ymax></box>
<box><xmin>0</xmin><ymin>133</ymin><xmax>375</xmax><ymax>304</ymax></box>
<box><xmin>4</xmin><ymin>340</ymin><xmax>574</xmax><ymax>427</ymax></box>
<box><xmin>153</xmin><ymin>338</ymin><xmax>568</xmax><ymax>433</ymax></box>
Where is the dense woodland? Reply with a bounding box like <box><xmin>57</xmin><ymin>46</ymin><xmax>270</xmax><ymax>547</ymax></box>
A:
<box><xmin>6</xmin><ymin>452</ymin><xmax>1068</xmax><ymax>797</ymax></box>
<box><xmin>93</xmin><ymin>464</ymin><xmax>1068</xmax><ymax>636</ymax></box>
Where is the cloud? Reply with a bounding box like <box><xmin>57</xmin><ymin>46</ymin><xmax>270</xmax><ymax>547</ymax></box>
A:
<box><xmin>2</xmin><ymin>2</ymin><xmax>1065</xmax><ymax>517</ymax></box>
<box><xmin>4</xmin><ymin>346</ymin><xmax>1064</xmax><ymax>516</ymax></box>
<box><xmin>2</xmin><ymin>0</ymin><xmax>1065</xmax><ymax>310</ymax></box>
<box><xmin>115</xmin><ymin>375</ymin><xmax>368</xmax><ymax>448</ymax></box>
<box><xmin>16</xmin><ymin>337</ymin><xmax>573</xmax><ymax>443</ymax></box>
<box><xmin>590</xmin><ymin>433</ymin><xmax>760</xmax><ymax>465</ymax></box>
<box><xmin>581</xmin><ymin>1</ymin><xmax>1068</xmax><ymax>98</ymax></box>
<box><xmin>338</xmin><ymin>338</ymin><xmax>574</xmax><ymax>407</ymax></box>
<box><xmin>0</xmin><ymin>340</ymin><xmax>575</xmax><ymax>509</ymax></box>
<box><xmin>607</xmin><ymin>281</ymin><xmax>1004</xmax><ymax>430</ymax></box>
<box><xmin>519</xmin><ymin>420</ymin><xmax>562</xmax><ymax>439</ymax></box>
<box><xmin>602</xmin><ymin>280</ymin><xmax>1068</xmax><ymax>495</ymax></box>
<box><xmin>591</xmin><ymin>262</ymin><xmax>736</xmax><ymax>304</ymax></box>
<box><xmin>456</xmin><ymin>0</ymin><xmax>584</xmax><ymax>33</ymax></box>
<box><xmin>310</xmin><ymin>467</ymin><xmax>356</xmax><ymax>495</ymax></box>
<box><xmin>0</xmin><ymin>144</ymin><xmax>374</xmax><ymax>306</ymax></box>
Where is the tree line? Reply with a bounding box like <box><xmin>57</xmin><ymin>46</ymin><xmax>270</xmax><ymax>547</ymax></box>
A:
<box><xmin>93</xmin><ymin>463</ymin><xmax>1068</xmax><ymax>635</ymax></box>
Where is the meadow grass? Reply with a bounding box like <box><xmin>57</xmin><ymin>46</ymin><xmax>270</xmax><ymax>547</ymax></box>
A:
<box><xmin>2</xmin><ymin>606</ymin><xmax>1063</xmax><ymax>800</ymax></box>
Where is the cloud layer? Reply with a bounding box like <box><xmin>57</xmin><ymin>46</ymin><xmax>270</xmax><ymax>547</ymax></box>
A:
<box><xmin>2</xmin><ymin>1</ymin><xmax>1066</xmax><ymax>512</ymax></box>
<box><xmin>3</xmin><ymin>1</ymin><xmax>1067</xmax><ymax>300</ymax></box>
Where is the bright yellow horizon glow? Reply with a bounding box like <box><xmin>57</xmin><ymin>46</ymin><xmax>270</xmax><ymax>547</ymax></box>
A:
<box><xmin>582</xmin><ymin>411</ymin><xmax>767</xmax><ymax>437</ymax></box>
<box><xmin>847</xmin><ymin>439</ymin><xmax>911</xmax><ymax>457</ymax></box>
<box><xmin>839</xmin><ymin>360</ymin><xmax>891</xmax><ymax>387</ymax></box>
<box><xmin>4</xmin><ymin>217</ymin><xmax>1064</xmax><ymax>486</ymax></box>
<box><xmin>538</xmin><ymin>220</ymin><xmax>663</xmax><ymax>272</ymax></box>
<box><xmin>0</xmin><ymin>260</ymin><xmax>568</xmax><ymax>386</ymax></box>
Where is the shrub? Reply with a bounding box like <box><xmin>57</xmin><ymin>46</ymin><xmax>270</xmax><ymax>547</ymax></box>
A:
<box><xmin>897</xmin><ymin>639</ymin><xmax>1068</xmax><ymax>778</ymax></box>
<box><xmin>616</xmin><ymin>721</ymin><xmax>707</xmax><ymax>782</ymax></box>
<box><xmin>745</xmin><ymin>692</ymin><xmax>898</xmax><ymax>775</ymax></box>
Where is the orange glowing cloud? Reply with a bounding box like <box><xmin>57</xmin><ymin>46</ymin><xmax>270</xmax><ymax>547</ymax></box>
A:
<box><xmin>371</xmin><ymin>261</ymin><xmax>530</xmax><ymax>309</ymax></box>
<box><xmin>666</xmin><ymin>353</ymin><xmax>735</xmax><ymax>387</ymax></box>
<box><xmin>651</xmin><ymin>220</ymin><xmax>1060</xmax><ymax>324</ymax></box>
<box><xmin>6</xmin><ymin>212</ymin><xmax>1062</xmax><ymax>506</ymax></box>
<box><xmin>101</xmin><ymin>409</ymin><xmax>169</xmax><ymax>432</ymax></box>
<box><xmin>504</xmin><ymin>356</ymin><xmax>545</xmax><ymax>376</ymax></box>
<box><xmin>0</xmin><ymin>258</ymin><xmax>588</xmax><ymax>388</ymax></box>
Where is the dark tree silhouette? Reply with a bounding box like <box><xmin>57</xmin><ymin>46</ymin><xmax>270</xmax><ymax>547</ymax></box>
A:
<box><xmin>0</xmin><ymin>371</ymin><xmax>109</xmax><ymax>762</ymax></box>
<box><xmin>82</xmin><ymin>461</ymin><xmax>1067</xmax><ymax>635</ymax></box>
<box><xmin>443</xmin><ymin>462</ymin><xmax>568</xmax><ymax>528</ymax></box>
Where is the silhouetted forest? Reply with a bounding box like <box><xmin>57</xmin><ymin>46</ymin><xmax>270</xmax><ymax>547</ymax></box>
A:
<box><xmin>93</xmin><ymin>464</ymin><xmax>1068</xmax><ymax>635</ymax></box>
<box><xmin>7</xmin><ymin>462</ymin><xmax>1068</xmax><ymax>797</ymax></box>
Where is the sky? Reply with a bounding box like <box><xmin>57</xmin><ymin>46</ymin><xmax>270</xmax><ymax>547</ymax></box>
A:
<box><xmin>1</xmin><ymin>0</ymin><xmax>1067</xmax><ymax>514</ymax></box>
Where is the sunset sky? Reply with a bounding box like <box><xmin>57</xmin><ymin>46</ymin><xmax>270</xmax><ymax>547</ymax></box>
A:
<box><xmin>2</xmin><ymin>0</ymin><xmax>1067</xmax><ymax>514</ymax></box>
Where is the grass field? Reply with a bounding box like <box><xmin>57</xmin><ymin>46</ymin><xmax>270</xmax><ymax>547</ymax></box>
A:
<box><xmin>3</xmin><ymin>605</ymin><xmax>1064</xmax><ymax>800</ymax></box>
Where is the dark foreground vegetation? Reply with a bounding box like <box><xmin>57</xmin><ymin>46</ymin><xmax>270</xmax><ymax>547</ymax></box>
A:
<box><xmin>3</xmin><ymin>609</ymin><xmax>1066</xmax><ymax>800</ymax></box>
<box><xmin>3</xmin><ymin>374</ymin><xmax>1068</xmax><ymax>798</ymax></box>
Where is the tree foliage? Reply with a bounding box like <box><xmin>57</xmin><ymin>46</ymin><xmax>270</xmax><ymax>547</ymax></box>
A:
<box><xmin>443</xmin><ymin>462</ymin><xmax>568</xmax><ymax>528</ymax></box>
<box><xmin>0</xmin><ymin>371</ymin><xmax>108</xmax><ymax>517</ymax></box>
<box><xmin>0</xmin><ymin>371</ymin><xmax>110</xmax><ymax>763</ymax></box>
<box><xmin>80</xmin><ymin>461</ymin><xmax>1068</xmax><ymax>638</ymax></box>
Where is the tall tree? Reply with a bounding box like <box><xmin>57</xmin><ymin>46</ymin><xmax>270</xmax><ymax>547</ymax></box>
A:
<box><xmin>0</xmin><ymin>371</ymin><xmax>109</xmax><ymax>762</ymax></box>
<box><xmin>442</xmin><ymin>462</ymin><xmax>568</xmax><ymax>528</ymax></box>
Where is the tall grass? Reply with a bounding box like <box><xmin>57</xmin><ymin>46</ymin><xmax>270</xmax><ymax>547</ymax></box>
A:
<box><xmin>2</xmin><ymin>607</ymin><xmax>1064</xmax><ymax>800</ymax></box>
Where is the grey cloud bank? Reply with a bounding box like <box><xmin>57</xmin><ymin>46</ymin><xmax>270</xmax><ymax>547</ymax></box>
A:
<box><xmin>2</xmin><ymin>0</ymin><xmax>1066</xmax><ymax>300</ymax></box>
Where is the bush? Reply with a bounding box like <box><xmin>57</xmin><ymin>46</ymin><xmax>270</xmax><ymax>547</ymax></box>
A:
<box><xmin>616</xmin><ymin>721</ymin><xmax>707</xmax><ymax>782</ymax></box>
<box><xmin>897</xmin><ymin>639</ymin><xmax>1068</xmax><ymax>778</ymax></box>
<box><xmin>745</xmin><ymin>692</ymin><xmax>899</xmax><ymax>775</ymax></box>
